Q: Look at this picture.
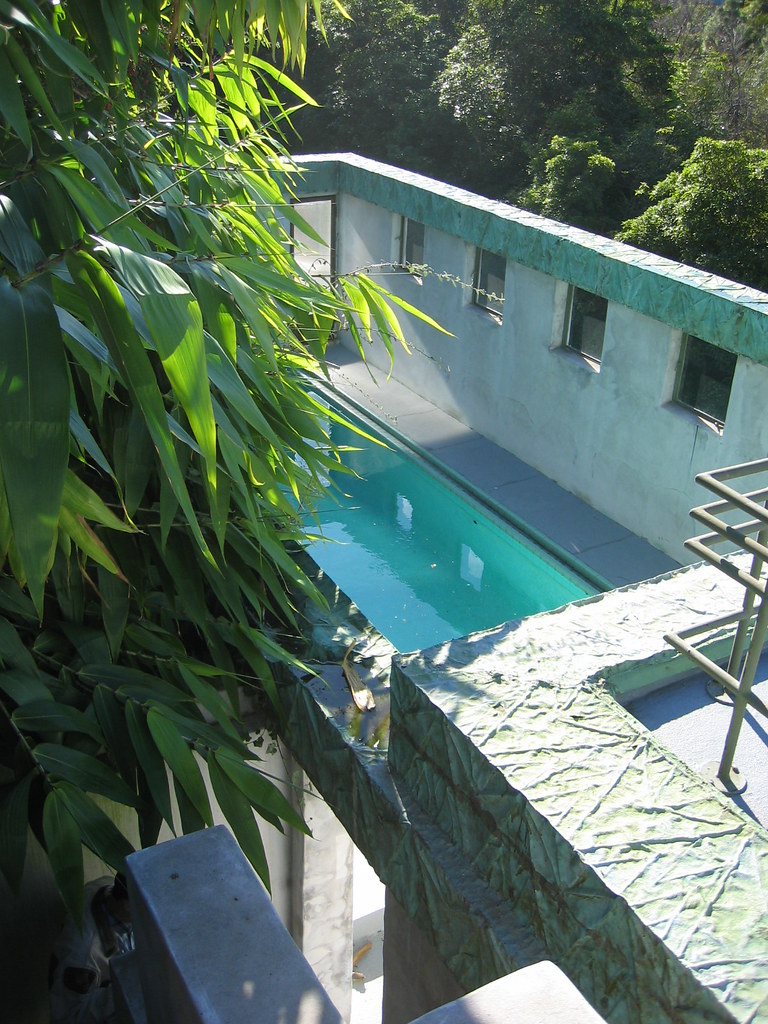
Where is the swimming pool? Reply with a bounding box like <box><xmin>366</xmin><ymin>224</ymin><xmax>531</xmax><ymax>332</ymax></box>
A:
<box><xmin>301</xmin><ymin>397</ymin><xmax>597</xmax><ymax>652</ymax></box>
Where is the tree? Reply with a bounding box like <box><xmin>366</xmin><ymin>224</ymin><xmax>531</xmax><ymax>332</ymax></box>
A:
<box><xmin>0</xmin><ymin>0</ymin><xmax>432</xmax><ymax>925</ymax></box>
<box><xmin>520</xmin><ymin>137</ymin><xmax>617</xmax><ymax>234</ymax></box>
<box><xmin>618</xmin><ymin>137</ymin><xmax>768</xmax><ymax>289</ymax></box>
<box><xmin>295</xmin><ymin>0</ymin><xmax>466</xmax><ymax>182</ymax></box>
<box><xmin>659</xmin><ymin>0</ymin><xmax>768</xmax><ymax>146</ymax></box>
<box><xmin>438</xmin><ymin>0</ymin><xmax>676</xmax><ymax>206</ymax></box>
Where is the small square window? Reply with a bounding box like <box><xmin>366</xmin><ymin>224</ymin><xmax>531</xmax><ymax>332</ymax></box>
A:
<box><xmin>675</xmin><ymin>335</ymin><xmax>737</xmax><ymax>427</ymax></box>
<box><xmin>564</xmin><ymin>287</ymin><xmax>607</xmax><ymax>364</ymax></box>
<box><xmin>400</xmin><ymin>217</ymin><xmax>425</xmax><ymax>273</ymax></box>
<box><xmin>473</xmin><ymin>249</ymin><xmax>505</xmax><ymax>318</ymax></box>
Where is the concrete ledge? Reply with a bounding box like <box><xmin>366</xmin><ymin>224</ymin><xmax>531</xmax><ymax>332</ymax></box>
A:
<box><xmin>409</xmin><ymin>962</ymin><xmax>607</xmax><ymax>1024</ymax></box>
<box><xmin>111</xmin><ymin>951</ymin><xmax>148</xmax><ymax>1024</ymax></box>
<box><xmin>125</xmin><ymin>827</ymin><xmax>343</xmax><ymax>1024</ymax></box>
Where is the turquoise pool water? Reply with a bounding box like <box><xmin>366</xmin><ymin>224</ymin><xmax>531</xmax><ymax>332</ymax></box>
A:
<box><xmin>301</xmin><ymin>405</ymin><xmax>596</xmax><ymax>652</ymax></box>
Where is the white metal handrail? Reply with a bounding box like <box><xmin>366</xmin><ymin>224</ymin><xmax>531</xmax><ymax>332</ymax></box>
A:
<box><xmin>665</xmin><ymin>458</ymin><xmax>768</xmax><ymax>795</ymax></box>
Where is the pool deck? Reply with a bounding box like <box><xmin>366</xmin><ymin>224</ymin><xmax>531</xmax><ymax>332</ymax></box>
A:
<box><xmin>327</xmin><ymin>345</ymin><xmax>677</xmax><ymax>590</ymax></box>
<box><xmin>327</xmin><ymin>344</ymin><xmax>768</xmax><ymax>837</ymax></box>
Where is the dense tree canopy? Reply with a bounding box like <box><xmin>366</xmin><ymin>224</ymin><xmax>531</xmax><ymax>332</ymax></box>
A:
<box><xmin>618</xmin><ymin>137</ymin><xmax>768</xmax><ymax>290</ymax></box>
<box><xmin>295</xmin><ymin>0</ymin><xmax>467</xmax><ymax>181</ymax></box>
<box><xmin>295</xmin><ymin>0</ymin><xmax>768</xmax><ymax>284</ymax></box>
<box><xmin>0</xmin><ymin>0</ymin><xmax>435</xmax><ymax>924</ymax></box>
<box><xmin>439</xmin><ymin>0</ymin><xmax>674</xmax><ymax>210</ymax></box>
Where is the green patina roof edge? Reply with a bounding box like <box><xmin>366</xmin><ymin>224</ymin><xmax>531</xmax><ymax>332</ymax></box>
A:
<box><xmin>294</xmin><ymin>153</ymin><xmax>768</xmax><ymax>366</ymax></box>
<box><xmin>391</xmin><ymin>562</ymin><xmax>768</xmax><ymax>1023</ymax></box>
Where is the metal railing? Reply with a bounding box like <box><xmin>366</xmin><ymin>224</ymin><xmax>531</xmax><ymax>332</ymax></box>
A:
<box><xmin>665</xmin><ymin>458</ymin><xmax>768</xmax><ymax>795</ymax></box>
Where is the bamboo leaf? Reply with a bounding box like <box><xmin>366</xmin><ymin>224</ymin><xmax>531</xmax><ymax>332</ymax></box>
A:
<box><xmin>208</xmin><ymin>751</ymin><xmax>269</xmax><ymax>889</ymax></box>
<box><xmin>97</xmin><ymin>572</ymin><xmax>129</xmax><ymax>661</ymax></box>
<box><xmin>58</xmin><ymin>507</ymin><xmax>125</xmax><ymax>580</ymax></box>
<box><xmin>173</xmin><ymin>775</ymin><xmax>206</xmax><ymax>835</ymax></box>
<box><xmin>125</xmin><ymin>700</ymin><xmax>174</xmax><ymax>832</ymax></box>
<box><xmin>4</xmin><ymin>34</ymin><xmax>64</xmax><ymax>137</ymax></box>
<box><xmin>69</xmin><ymin>410</ymin><xmax>114</xmax><ymax>478</ymax></box>
<box><xmin>43</xmin><ymin>787</ymin><xmax>84</xmax><ymax>929</ymax></box>
<box><xmin>57</xmin><ymin>782</ymin><xmax>134</xmax><ymax>871</ymax></box>
<box><xmin>216</xmin><ymin>746</ymin><xmax>309</xmax><ymax>835</ymax></box>
<box><xmin>0</xmin><ymin>196</ymin><xmax>44</xmax><ymax>276</ymax></box>
<box><xmin>13</xmin><ymin>700</ymin><xmax>103</xmax><ymax>743</ymax></box>
<box><xmin>80</xmin><ymin>663</ymin><xmax>191</xmax><ymax>706</ymax></box>
<box><xmin>177</xmin><ymin>662</ymin><xmax>242</xmax><ymax>743</ymax></box>
<box><xmin>65</xmin><ymin>250</ymin><xmax>214</xmax><ymax>565</ymax></box>
<box><xmin>63</xmin><ymin>470</ymin><xmax>135</xmax><ymax>533</ymax></box>
<box><xmin>0</xmin><ymin>279</ymin><xmax>69</xmax><ymax>613</ymax></box>
<box><xmin>0</xmin><ymin>49</ymin><xmax>32</xmax><ymax>150</ymax></box>
<box><xmin>0</xmin><ymin>771</ymin><xmax>32</xmax><ymax>893</ymax></box>
<box><xmin>147</xmin><ymin>702</ymin><xmax>250</xmax><ymax>761</ymax></box>
<box><xmin>0</xmin><ymin>668</ymin><xmax>53</xmax><ymax>705</ymax></box>
<box><xmin>0</xmin><ymin>615</ymin><xmax>39</xmax><ymax>673</ymax></box>
<box><xmin>248</xmin><ymin>54</ymin><xmax>318</xmax><ymax>106</ymax></box>
<box><xmin>103</xmin><ymin>244</ymin><xmax>217</xmax><ymax>492</ymax></box>
<box><xmin>34</xmin><ymin>743</ymin><xmax>140</xmax><ymax>808</ymax></box>
<box><xmin>93</xmin><ymin>685</ymin><xmax>137</xmax><ymax>786</ymax></box>
<box><xmin>146</xmin><ymin>708</ymin><xmax>212</xmax><ymax>826</ymax></box>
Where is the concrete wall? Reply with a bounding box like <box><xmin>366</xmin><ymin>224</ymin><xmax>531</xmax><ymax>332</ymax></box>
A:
<box><xmin>296</xmin><ymin>156</ymin><xmax>768</xmax><ymax>563</ymax></box>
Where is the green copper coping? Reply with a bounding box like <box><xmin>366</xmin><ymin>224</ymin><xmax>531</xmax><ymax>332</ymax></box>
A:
<box><xmin>391</xmin><ymin>564</ymin><xmax>768</xmax><ymax>1024</ymax></box>
<box><xmin>276</xmin><ymin>548</ymin><xmax>767</xmax><ymax>1023</ymax></box>
<box><xmin>294</xmin><ymin>154</ymin><xmax>768</xmax><ymax>366</ymax></box>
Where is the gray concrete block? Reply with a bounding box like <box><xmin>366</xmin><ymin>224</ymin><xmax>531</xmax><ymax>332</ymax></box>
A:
<box><xmin>407</xmin><ymin>962</ymin><xmax>607</xmax><ymax>1024</ymax></box>
<box><xmin>125</xmin><ymin>827</ymin><xmax>343</xmax><ymax>1024</ymax></box>
<box><xmin>111</xmin><ymin>950</ymin><xmax>148</xmax><ymax>1024</ymax></box>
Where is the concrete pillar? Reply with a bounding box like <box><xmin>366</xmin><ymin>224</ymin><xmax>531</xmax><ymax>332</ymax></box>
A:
<box><xmin>124</xmin><ymin>826</ymin><xmax>343</xmax><ymax>1024</ymax></box>
<box><xmin>291</xmin><ymin>781</ymin><xmax>354</xmax><ymax>1022</ymax></box>
<box><xmin>382</xmin><ymin>888</ymin><xmax>464</xmax><ymax>1024</ymax></box>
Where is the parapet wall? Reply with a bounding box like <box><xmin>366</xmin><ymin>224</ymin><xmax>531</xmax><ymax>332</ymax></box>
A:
<box><xmin>294</xmin><ymin>154</ymin><xmax>768</xmax><ymax>564</ymax></box>
<box><xmin>277</xmin><ymin>555</ymin><xmax>768</xmax><ymax>1024</ymax></box>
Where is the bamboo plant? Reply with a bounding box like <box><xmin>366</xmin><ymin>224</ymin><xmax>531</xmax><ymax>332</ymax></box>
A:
<box><xmin>0</xmin><ymin>0</ymin><xmax>432</xmax><ymax>925</ymax></box>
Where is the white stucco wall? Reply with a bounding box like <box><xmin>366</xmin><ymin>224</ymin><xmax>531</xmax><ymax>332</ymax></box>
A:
<box><xmin>296</xmin><ymin>173</ymin><xmax>768</xmax><ymax>564</ymax></box>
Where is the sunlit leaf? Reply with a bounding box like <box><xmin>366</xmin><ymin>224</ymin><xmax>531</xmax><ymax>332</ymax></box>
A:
<box><xmin>65</xmin><ymin>250</ymin><xmax>214</xmax><ymax>565</ymax></box>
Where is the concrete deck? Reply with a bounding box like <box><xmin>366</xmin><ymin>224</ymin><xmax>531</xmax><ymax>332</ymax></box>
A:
<box><xmin>327</xmin><ymin>345</ymin><xmax>677</xmax><ymax>589</ymax></box>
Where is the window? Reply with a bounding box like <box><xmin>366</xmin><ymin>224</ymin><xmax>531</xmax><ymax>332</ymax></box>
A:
<box><xmin>400</xmin><ymin>217</ymin><xmax>425</xmax><ymax>274</ymax></box>
<box><xmin>563</xmin><ymin>287</ymin><xmax>607</xmax><ymax>365</ymax></box>
<box><xmin>674</xmin><ymin>335</ymin><xmax>737</xmax><ymax>428</ymax></box>
<box><xmin>473</xmin><ymin>248</ymin><xmax>505</xmax><ymax>318</ymax></box>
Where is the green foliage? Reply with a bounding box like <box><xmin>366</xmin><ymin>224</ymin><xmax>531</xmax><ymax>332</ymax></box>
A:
<box><xmin>660</xmin><ymin>0</ymin><xmax>768</xmax><ymax>146</ymax></box>
<box><xmin>296</xmin><ymin>0</ymin><xmax>465</xmax><ymax>180</ymax></box>
<box><xmin>618</xmin><ymin>137</ymin><xmax>768</xmax><ymax>290</ymax></box>
<box><xmin>438</xmin><ymin>0</ymin><xmax>675</xmax><ymax>207</ymax></box>
<box><xmin>521</xmin><ymin>137</ymin><xmax>617</xmax><ymax>234</ymax></box>
<box><xmin>0</xmin><ymin>0</ymin><xmax>429</xmax><ymax>916</ymax></box>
